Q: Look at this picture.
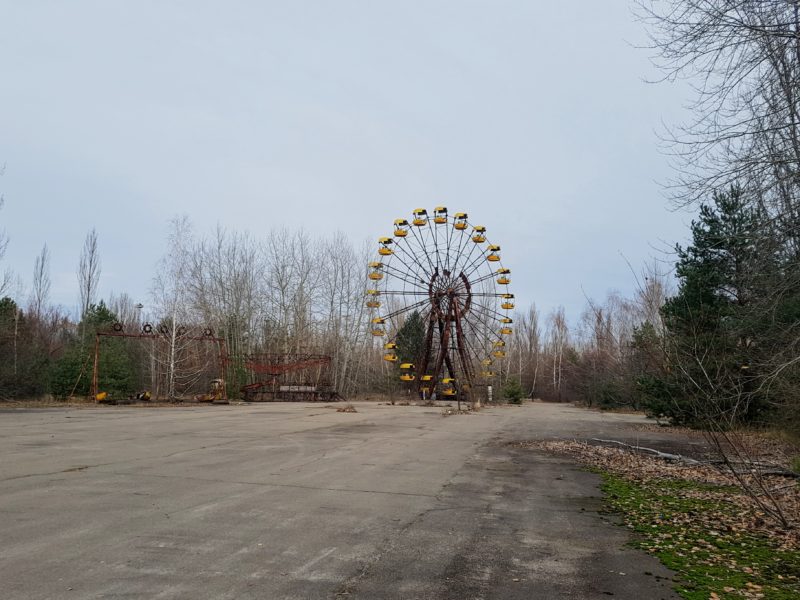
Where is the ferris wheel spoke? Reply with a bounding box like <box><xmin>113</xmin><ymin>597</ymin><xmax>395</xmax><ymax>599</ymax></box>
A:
<box><xmin>449</xmin><ymin>222</ymin><xmax>472</xmax><ymax>275</ymax></box>
<box><xmin>409</xmin><ymin>225</ymin><xmax>436</xmax><ymax>275</ymax></box>
<box><xmin>383</xmin><ymin>263</ymin><xmax>429</xmax><ymax>289</ymax></box>
<box><xmin>389</xmin><ymin>245</ymin><xmax>432</xmax><ymax>282</ymax></box>
<box><xmin>379</xmin><ymin>290</ymin><xmax>429</xmax><ymax>296</ymax></box>
<box><xmin>379</xmin><ymin>298</ymin><xmax>431</xmax><ymax>322</ymax></box>
<box><xmin>451</xmin><ymin>228</ymin><xmax>482</xmax><ymax>278</ymax></box>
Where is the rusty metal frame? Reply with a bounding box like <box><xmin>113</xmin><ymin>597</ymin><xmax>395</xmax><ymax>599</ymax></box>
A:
<box><xmin>91</xmin><ymin>327</ymin><xmax>228</xmax><ymax>401</ymax></box>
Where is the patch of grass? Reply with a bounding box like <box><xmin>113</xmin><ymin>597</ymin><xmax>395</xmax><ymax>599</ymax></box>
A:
<box><xmin>600</xmin><ymin>473</ymin><xmax>800</xmax><ymax>599</ymax></box>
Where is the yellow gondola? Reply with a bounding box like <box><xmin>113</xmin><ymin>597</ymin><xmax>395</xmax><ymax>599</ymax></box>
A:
<box><xmin>442</xmin><ymin>377</ymin><xmax>455</xmax><ymax>384</ymax></box>
<box><xmin>384</xmin><ymin>342</ymin><xmax>397</xmax><ymax>350</ymax></box>
<box><xmin>412</xmin><ymin>208</ymin><xmax>428</xmax><ymax>226</ymax></box>
<box><xmin>372</xmin><ymin>317</ymin><xmax>385</xmax><ymax>325</ymax></box>
<box><xmin>369</xmin><ymin>261</ymin><xmax>384</xmax><ymax>281</ymax></box>
<box><xmin>472</xmin><ymin>225</ymin><xmax>486</xmax><ymax>243</ymax></box>
<box><xmin>501</xmin><ymin>317</ymin><xmax>512</xmax><ymax>324</ymax></box>
<box><xmin>400</xmin><ymin>363</ymin><xmax>415</xmax><ymax>370</ymax></box>
<box><xmin>442</xmin><ymin>388</ymin><xmax>457</xmax><ymax>397</ymax></box>
<box><xmin>383</xmin><ymin>353</ymin><xmax>398</xmax><ymax>362</ymax></box>
<box><xmin>421</xmin><ymin>374</ymin><xmax>433</xmax><ymax>382</ymax></box>
<box><xmin>500</xmin><ymin>327</ymin><xmax>513</xmax><ymax>335</ymax></box>
<box><xmin>482</xmin><ymin>358</ymin><xmax>493</xmax><ymax>366</ymax></box>
<box><xmin>493</xmin><ymin>350</ymin><xmax>506</xmax><ymax>358</ymax></box>
<box><xmin>493</xmin><ymin>340</ymin><xmax>506</xmax><ymax>347</ymax></box>
<box><xmin>497</xmin><ymin>275</ymin><xmax>511</xmax><ymax>285</ymax></box>
<box><xmin>378</xmin><ymin>237</ymin><xmax>394</xmax><ymax>256</ymax></box>
<box><xmin>501</xmin><ymin>301</ymin><xmax>515</xmax><ymax>310</ymax></box>
<box><xmin>400</xmin><ymin>373</ymin><xmax>415</xmax><ymax>382</ymax></box>
<box><xmin>453</xmin><ymin>212</ymin><xmax>468</xmax><ymax>230</ymax></box>
<box><xmin>496</xmin><ymin>267</ymin><xmax>510</xmax><ymax>275</ymax></box>
<box><xmin>366</xmin><ymin>299</ymin><xmax>381</xmax><ymax>308</ymax></box>
<box><xmin>367</xmin><ymin>289</ymin><xmax>381</xmax><ymax>296</ymax></box>
<box><xmin>371</xmin><ymin>328</ymin><xmax>385</xmax><ymax>337</ymax></box>
<box><xmin>394</xmin><ymin>218</ymin><xmax>409</xmax><ymax>237</ymax></box>
<box><xmin>433</xmin><ymin>206</ymin><xmax>448</xmax><ymax>224</ymax></box>
<box><xmin>481</xmin><ymin>371</ymin><xmax>495</xmax><ymax>378</ymax></box>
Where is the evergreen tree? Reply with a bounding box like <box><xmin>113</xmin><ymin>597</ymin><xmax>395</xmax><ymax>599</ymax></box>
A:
<box><xmin>654</xmin><ymin>187</ymin><xmax>768</xmax><ymax>425</ymax></box>
<box><xmin>50</xmin><ymin>302</ymin><xmax>137</xmax><ymax>399</ymax></box>
<box><xmin>395</xmin><ymin>310</ymin><xmax>426</xmax><ymax>365</ymax></box>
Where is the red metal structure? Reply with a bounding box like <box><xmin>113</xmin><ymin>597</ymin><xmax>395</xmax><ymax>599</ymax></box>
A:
<box><xmin>235</xmin><ymin>353</ymin><xmax>342</xmax><ymax>401</ymax></box>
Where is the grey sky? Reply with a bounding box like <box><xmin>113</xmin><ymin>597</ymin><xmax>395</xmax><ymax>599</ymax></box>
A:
<box><xmin>0</xmin><ymin>1</ymin><xmax>691</xmax><ymax>323</ymax></box>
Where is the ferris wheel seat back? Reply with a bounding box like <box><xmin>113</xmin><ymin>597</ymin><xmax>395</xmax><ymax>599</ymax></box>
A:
<box><xmin>378</xmin><ymin>237</ymin><xmax>394</xmax><ymax>254</ymax></box>
<box><xmin>394</xmin><ymin>219</ymin><xmax>409</xmax><ymax>237</ymax></box>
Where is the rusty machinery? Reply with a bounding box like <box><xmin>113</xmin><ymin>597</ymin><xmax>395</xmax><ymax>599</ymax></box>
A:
<box><xmin>91</xmin><ymin>323</ymin><xmax>228</xmax><ymax>402</ymax></box>
<box><xmin>236</xmin><ymin>353</ymin><xmax>342</xmax><ymax>402</ymax></box>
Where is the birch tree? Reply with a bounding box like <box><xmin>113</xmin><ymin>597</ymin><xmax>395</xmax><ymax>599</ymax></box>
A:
<box><xmin>78</xmin><ymin>228</ymin><xmax>101</xmax><ymax>319</ymax></box>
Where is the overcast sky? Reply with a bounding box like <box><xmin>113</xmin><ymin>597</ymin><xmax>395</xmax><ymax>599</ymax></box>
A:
<box><xmin>0</xmin><ymin>1</ymin><xmax>692</xmax><ymax>323</ymax></box>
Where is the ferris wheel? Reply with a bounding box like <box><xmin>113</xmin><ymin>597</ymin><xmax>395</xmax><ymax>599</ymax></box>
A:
<box><xmin>367</xmin><ymin>207</ymin><xmax>514</xmax><ymax>404</ymax></box>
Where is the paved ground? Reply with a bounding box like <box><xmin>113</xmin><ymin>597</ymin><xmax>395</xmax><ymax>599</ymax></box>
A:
<box><xmin>0</xmin><ymin>402</ymin><xmax>679</xmax><ymax>599</ymax></box>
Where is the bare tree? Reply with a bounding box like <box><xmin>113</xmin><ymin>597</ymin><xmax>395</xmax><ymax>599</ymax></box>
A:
<box><xmin>151</xmin><ymin>216</ymin><xmax>199</xmax><ymax>400</ymax></box>
<box><xmin>0</xmin><ymin>166</ymin><xmax>12</xmax><ymax>297</ymax></box>
<box><xmin>547</xmin><ymin>307</ymin><xmax>569</xmax><ymax>401</ymax></box>
<box><xmin>637</xmin><ymin>1</ymin><xmax>800</xmax><ymax>225</ymax></box>
<box><xmin>30</xmin><ymin>244</ymin><xmax>51</xmax><ymax>321</ymax></box>
<box><xmin>77</xmin><ymin>228</ymin><xmax>101</xmax><ymax>319</ymax></box>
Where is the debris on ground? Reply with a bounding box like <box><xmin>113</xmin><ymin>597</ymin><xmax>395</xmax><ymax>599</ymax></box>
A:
<box><xmin>336</xmin><ymin>404</ymin><xmax>357</xmax><ymax>413</ymax></box>
<box><xmin>441</xmin><ymin>407</ymin><xmax>473</xmax><ymax>417</ymax></box>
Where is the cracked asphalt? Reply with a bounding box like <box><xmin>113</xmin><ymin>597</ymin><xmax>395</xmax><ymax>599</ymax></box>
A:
<box><xmin>0</xmin><ymin>402</ymin><xmax>678</xmax><ymax>599</ymax></box>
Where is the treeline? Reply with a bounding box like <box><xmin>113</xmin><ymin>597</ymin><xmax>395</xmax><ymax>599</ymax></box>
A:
<box><xmin>0</xmin><ymin>215</ymin><xmax>387</xmax><ymax>400</ymax></box>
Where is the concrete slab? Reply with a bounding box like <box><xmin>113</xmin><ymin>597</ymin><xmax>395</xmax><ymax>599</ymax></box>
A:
<box><xmin>0</xmin><ymin>402</ymin><xmax>678</xmax><ymax>599</ymax></box>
